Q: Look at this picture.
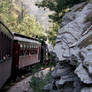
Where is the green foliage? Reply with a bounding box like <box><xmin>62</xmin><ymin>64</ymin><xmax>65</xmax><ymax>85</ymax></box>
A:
<box><xmin>31</xmin><ymin>64</ymin><xmax>42</xmax><ymax>74</ymax></box>
<box><xmin>88</xmin><ymin>0</ymin><xmax>92</xmax><ymax>3</ymax></box>
<box><xmin>48</xmin><ymin>22</ymin><xmax>61</xmax><ymax>46</ymax></box>
<box><xmin>30</xmin><ymin>76</ymin><xmax>44</xmax><ymax>92</ymax></box>
<box><xmin>30</xmin><ymin>57</ymin><xmax>56</xmax><ymax>92</ymax></box>
<box><xmin>85</xmin><ymin>15</ymin><xmax>92</xmax><ymax>23</ymax></box>
<box><xmin>31</xmin><ymin>61</ymin><xmax>56</xmax><ymax>75</ymax></box>
<box><xmin>0</xmin><ymin>0</ymin><xmax>46</xmax><ymax>39</ymax></box>
<box><xmin>44</xmin><ymin>72</ymin><xmax>52</xmax><ymax>83</ymax></box>
<box><xmin>30</xmin><ymin>72</ymin><xmax>52</xmax><ymax>92</ymax></box>
<box><xmin>11</xmin><ymin>15</ymin><xmax>45</xmax><ymax>37</ymax></box>
<box><xmin>49</xmin><ymin>53</ymin><xmax>56</xmax><ymax>62</ymax></box>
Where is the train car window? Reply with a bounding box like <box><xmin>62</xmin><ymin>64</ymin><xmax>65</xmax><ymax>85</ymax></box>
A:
<box><xmin>30</xmin><ymin>49</ymin><xmax>33</xmax><ymax>54</ymax></box>
<box><xmin>36</xmin><ymin>45</ymin><xmax>38</xmax><ymax>48</ymax></box>
<box><xmin>19</xmin><ymin>42</ymin><xmax>24</xmax><ymax>56</ymax></box>
<box><xmin>32</xmin><ymin>45</ymin><xmax>34</xmax><ymax>48</ymax></box>
<box><xmin>27</xmin><ymin>45</ymin><xmax>29</xmax><ymax>49</ymax></box>
<box><xmin>19</xmin><ymin>49</ymin><xmax>30</xmax><ymax>56</ymax></box>
<box><xmin>30</xmin><ymin>45</ymin><xmax>31</xmax><ymax>49</ymax></box>
<box><xmin>30</xmin><ymin>48</ymin><xmax>38</xmax><ymax>54</ymax></box>
<box><xmin>20</xmin><ymin>44</ymin><xmax>23</xmax><ymax>48</ymax></box>
<box><xmin>19</xmin><ymin>49</ymin><xmax>24</xmax><ymax>56</ymax></box>
<box><xmin>25</xmin><ymin>50</ymin><xmax>29</xmax><ymax>55</ymax></box>
<box><xmin>34</xmin><ymin>45</ymin><xmax>36</xmax><ymax>48</ymax></box>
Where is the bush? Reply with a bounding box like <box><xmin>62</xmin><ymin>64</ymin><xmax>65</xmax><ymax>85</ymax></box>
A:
<box><xmin>88</xmin><ymin>0</ymin><xmax>92</xmax><ymax>3</ymax></box>
<box><xmin>30</xmin><ymin>76</ymin><xmax>45</xmax><ymax>92</ymax></box>
<box><xmin>30</xmin><ymin>72</ymin><xmax>52</xmax><ymax>92</ymax></box>
<box><xmin>85</xmin><ymin>14</ymin><xmax>92</xmax><ymax>23</ymax></box>
<box><xmin>31</xmin><ymin>64</ymin><xmax>42</xmax><ymax>74</ymax></box>
<box><xmin>31</xmin><ymin>61</ymin><xmax>56</xmax><ymax>75</ymax></box>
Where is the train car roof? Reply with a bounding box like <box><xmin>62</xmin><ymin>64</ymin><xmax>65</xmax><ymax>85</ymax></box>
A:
<box><xmin>13</xmin><ymin>32</ymin><xmax>41</xmax><ymax>45</ymax></box>
<box><xmin>0</xmin><ymin>21</ymin><xmax>13</xmax><ymax>39</ymax></box>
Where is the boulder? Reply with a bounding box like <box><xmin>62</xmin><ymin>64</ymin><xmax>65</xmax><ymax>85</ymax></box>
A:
<box><xmin>75</xmin><ymin>64</ymin><xmax>92</xmax><ymax>84</ymax></box>
<box><xmin>43</xmin><ymin>83</ymin><xmax>52</xmax><ymax>91</ymax></box>
<box><xmin>62</xmin><ymin>2</ymin><xmax>87</xmax><ymax>26</ymax></box>
<box><xmin>81</xmin><ymin>87</ymin><xmax>92</xmax><ymax>92</ymax></box>
<box><xmin>46</xmin><ymin>2</ymin><xmax>92</xmax><ymax>92</ymax></box>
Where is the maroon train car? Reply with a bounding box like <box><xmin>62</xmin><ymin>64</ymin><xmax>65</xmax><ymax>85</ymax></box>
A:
<box><xmin>12</xmin><ymin>33</ymin><xmax>41</xmax><ymax>78</ymax></box>
<box><xmin>0</xmin><ymin>21</ymin><xmax>13</xmax><ymax>88</ymax></box>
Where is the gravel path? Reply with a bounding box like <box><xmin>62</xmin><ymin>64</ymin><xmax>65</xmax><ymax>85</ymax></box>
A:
<box><xmin>7</xmin><ymin>77</ymin><xmax>31</xmax><ymax>92</ymax></box>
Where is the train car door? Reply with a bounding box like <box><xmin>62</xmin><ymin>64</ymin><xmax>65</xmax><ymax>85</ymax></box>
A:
<box><xmin>12</xmin><ymin>41</ymin><xmax>19</xmax><ymax>79</ymax></box>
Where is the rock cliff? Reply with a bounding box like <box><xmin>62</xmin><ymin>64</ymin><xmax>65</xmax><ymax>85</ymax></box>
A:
<box><xmin>44</xmin><ymin>2</ymin><xmax>92</xmax><ymax>92</ymax></box>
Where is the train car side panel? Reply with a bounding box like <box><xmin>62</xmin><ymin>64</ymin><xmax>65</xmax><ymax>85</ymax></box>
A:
<box><xmin>0</xmin><ymin>22</ymin><xmax>13</xmax><ymax>88</ymax></box>
<box><xmin>18</xmin><ymin>42</ymin><xmax>41</xmax><ymax>69</ymax></box>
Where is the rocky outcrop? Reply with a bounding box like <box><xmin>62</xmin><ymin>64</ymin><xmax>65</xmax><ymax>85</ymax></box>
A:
<box><xmin>44</xmin><ymin>2</ymin><xmax>92</xmax><ymax>92</ymax></box>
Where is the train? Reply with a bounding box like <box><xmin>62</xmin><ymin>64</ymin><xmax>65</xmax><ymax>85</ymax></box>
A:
<box><xmin>0</xmin><ymin>21</ymin><xmax>49</xmax><ymax>89</ymax></box>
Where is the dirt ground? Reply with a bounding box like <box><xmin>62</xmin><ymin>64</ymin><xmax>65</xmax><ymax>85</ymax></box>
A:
<box><xmin>6</xmin><ymin>67</ymin><xmax>54</xmax><ymax>92</ymax></box>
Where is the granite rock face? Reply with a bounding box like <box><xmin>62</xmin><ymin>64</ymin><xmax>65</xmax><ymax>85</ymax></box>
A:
<box><xmin>44</xmin><ymin>2</ymin><xmax>92</xmax><ymax>92</ymax></box>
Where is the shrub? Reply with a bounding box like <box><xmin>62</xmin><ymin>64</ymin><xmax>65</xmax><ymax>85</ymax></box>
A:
<box><xmin>30</xmin><ymin>72</ymin><xmax>52</xmax><ymax>92</ymax></box>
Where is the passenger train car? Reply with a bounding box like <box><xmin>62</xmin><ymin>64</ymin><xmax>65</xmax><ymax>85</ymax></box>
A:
<box><xmin>12</xmin><ymin>33</ymin><xmax>41</xmax><ymax>78</ymax></box>
<box><xmin>0</xmin><ymin>21</ymin><xmax>49</xmax><ymax>89</ymax></box>
<box><xmin>0</xmin><ymin>21</ymin><xmax>13</xmax><ymax>88</ymax></box>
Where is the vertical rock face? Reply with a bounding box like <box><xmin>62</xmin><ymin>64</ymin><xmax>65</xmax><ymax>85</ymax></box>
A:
<box><xmin>44</xmin><ymin>2</ymin><xmax>92</xmax><ymax>92</ymax></box>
